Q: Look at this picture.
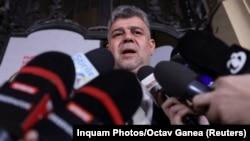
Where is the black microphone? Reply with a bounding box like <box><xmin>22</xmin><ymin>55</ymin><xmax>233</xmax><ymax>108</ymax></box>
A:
<box><xmin>19</xmin><ymin>49</ymin><xmax>114</xmax><ymax>140</ymax></box>
<box><xmin>154</xmin><ymin>61</ymin><xmax>213</xmax><ymax>125</ymax></box>
<box><xmin>73</xmin><ymin>69</ymin><xmax>143</xmax><ymax>124</ymax></box>
<box><xmin>0</xmin><ymin>51</ymin><xmax>76</xmax><ymax>139</ymax></box>
<box><xmin>154</xmin><ymin>61</ymin><xmax>213</xmax><ymax>99</ymax></box>
<box><xmin>72</xmin><ymin>48</ymin><xmax>114</xmax><ymax>89</ymax></box>
<box><xmin>28</xmin><ymin>70</ymin><xmax>142</xmax><ymax>141</ymax></box>
<box><xmin>27</xmin><ymin>96</ymin><xmax>103</xmax><ymax>141</ymax></box>
<box><xmin>176</xmin><ymin>30</ymin><xmax>250</xmax><ymax>75</ymax></box>
<box><xmin>137</xmin><ymin>65</ymin><xmax>168</xmax><ymax>107</ymax></box>
<box><xmin>171</xmin><ymin>53</ymin><xmax>215</xmax><ymax>87</ymax></box>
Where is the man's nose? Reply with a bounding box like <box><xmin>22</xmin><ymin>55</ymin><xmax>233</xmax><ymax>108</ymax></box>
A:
<box><xmin>123</xmin><ymin>32</ymin><xmax>133</xmax><ymax>43</ymax></box>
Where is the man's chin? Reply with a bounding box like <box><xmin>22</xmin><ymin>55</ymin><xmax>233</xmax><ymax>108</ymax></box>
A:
<box><xmin>117</xmin><ymin>63</ymin><xmax>138</xmax><ymax>71</ymax></box>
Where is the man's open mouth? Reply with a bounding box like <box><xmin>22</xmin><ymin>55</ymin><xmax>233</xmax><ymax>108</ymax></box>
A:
<box><xmin>121</xmin><ymin>48</ymin><xmax>136</xmax><ymax>54</ymax></box>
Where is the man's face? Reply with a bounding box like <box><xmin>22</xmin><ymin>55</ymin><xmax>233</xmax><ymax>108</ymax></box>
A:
<box><xmin>107</xmin><ymin>16</ymin><xmax>155</xmax><ymax>74</ymax></box>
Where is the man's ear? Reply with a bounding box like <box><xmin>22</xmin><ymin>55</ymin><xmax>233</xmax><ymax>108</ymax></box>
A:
<box><xmin>106</xmin><ymin>43</ymin><xmax>109</xmax><ymax>49</ymax></box>
<box><xmin>149</xmin><ymin>39</ymin><xmax>156</xmax><ymax>56</ymax></box>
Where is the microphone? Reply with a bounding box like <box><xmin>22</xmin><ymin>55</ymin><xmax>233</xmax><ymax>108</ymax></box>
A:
<box><xmin>27</xmin><ymin>96</ymin><xmax>103</xmax><ymax>141</ymax></box>
<box><xmin>154</xmin><ymin>61</ymin><xmax>213</xmax><ymax>125</ymax></box>
<box><xmin>176</xmin><ymin>30</ymin><xmax>250</xmax><ymax>75</ymax></box>
<box><xmin>171</xmin><ymin>53</ymin><xmax>215</xmax><ymax>87</ymax></box>
<box><xmin>73</xmin><ymin>69</ymin><xmax>143</xmax><ymax>124</ymax></box>
<box><xmin>29</xmin><ymin>70</ymin><xmax>142</xmax><ymax>140</ymax></box>
<box><xmin>154</xmin><ymin>61</ymin><xmax>213</xmax><ymax>100</ymax></box>
<box><xmin>0</xmin><ymin>51</ymin><xmax>76</xmax><ymax>139</ymax></box>
<box><xmin>72</xmin><ymin>48</ymin><xmax>114</xmax><ymax>89</ymax></box>
<box><xmin>137</xmin><ymin>65</ymin><xmax>168</xmax><ymax>107</ymax></box>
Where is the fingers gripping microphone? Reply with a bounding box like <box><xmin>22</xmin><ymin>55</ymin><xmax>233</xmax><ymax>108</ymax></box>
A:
<box><xmin>72</xmin><ymin>48</ymin><xmax>115</xmax><ymax>89</ymax></box>
<box><xmin>0</xmin><ymin>51</ymin><xmax>76</xmax><ymax>139</ymax></box>
<box><xmin>73</xmin><ymin>69</ymin><xmax>143</xmax><ymax>124</ymax></box>
<box><xmin>176</xmin><ymin>30</ymin><xmax>250</xmax><ymax>75</ymax></box>
<box><xmin>137</xmin><ymin>66</ymin><xmax>169</xmax><ymax>107</ymax></box>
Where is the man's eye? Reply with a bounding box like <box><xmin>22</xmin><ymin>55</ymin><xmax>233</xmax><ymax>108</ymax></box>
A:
<box><xmin>133</xmin><ymin>31</ymin><xmax>142</xmax><ymax>36</ymax></box>
<box><xmin>112</xmin><ymin>33</ymin><xmax>122</xmax><ymax>37</ymax></box>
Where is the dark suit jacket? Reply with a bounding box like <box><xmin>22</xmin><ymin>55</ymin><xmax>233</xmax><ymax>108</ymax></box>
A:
<box><xmin>151</xmin><ymin>103</ymin><xmax>171</xmax><ymax>125</ymax></box>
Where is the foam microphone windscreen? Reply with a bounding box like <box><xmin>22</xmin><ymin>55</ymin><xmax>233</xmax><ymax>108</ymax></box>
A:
<box><xmin>137</xmin><ymin>65</ymin><xmax>154</xmax><ymax>81</ymax></box>
<box><xmin>176</xmin><ymin>30</ymin><xmax>229</xmax><ymax>68</ymax></box>
<box><xmin>176</xmin><ymin>30</ymin><xmax>250</xmax><ymax>75</ymax></box>
<box><xmin>17</xmin><ymin>51</ymin><xmax>76</xmax><ymax>100</ymax></box>
<box><xmin>170</xmin><ymin>47</ymin><xmax>211</xmax><ymax>76</ymax></box>
<box><xmin>73</xmin><ymin>69</ymin><xmax>143</xmax><ymax>124</ymax></box>
<box><xmin>0</xmin><ymin>51</ymin><xmax>75</xmax><ymax>139</ymax></box>
<box><xmin>72</xmin><ymin>48</ymin><xmax>115</xmax><ymax>89</ymax></box>
<box><xmin>171</xmin><ymin>53</ymin><xmax>216</xmax><ymax>85</ymax></box>
<box><xmin>28</xmin><ymin>100</ymin><xmax>102</xmax><ymax>141</ymax></box>
<box><xmin>26</xmin><ymin>82</ymin><xmax>106</xmax><ymax>141</ymax></box>
<box><xmin>154</xmin><ymin>61</ymin><xmax>212</xmax><ymax>99</ymax></box>
<box><xmin>154</xmin><ymin>61</ymin><xmax>198</xmax><ymax>98</ymax></box>
<box><xmin>85</xmin><ymin>48</ymin><xmax>115</xmax><ymax>75</ymax></box>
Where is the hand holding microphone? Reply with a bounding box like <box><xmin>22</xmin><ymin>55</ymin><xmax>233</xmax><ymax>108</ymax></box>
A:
<box><xmin>174</xmin><ymin>30</ymin><xmax>250</xmax><ymax>124</ymax></box>
<box><xmin>161</xmin><ymin>97</ymin><xmax>209</xmax><ymax>125</ymax></box>
<box><xmin>192</xmin><ymin>74</ymin><xmax>250</xmax><ymax>124</ymax></box>
<box><xmin>154</xmin><ymin>61</ymin><xmax>212</xmax><ymax>125</ymax></box>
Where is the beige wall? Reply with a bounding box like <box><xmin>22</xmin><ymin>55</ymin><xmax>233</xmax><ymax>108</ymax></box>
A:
<box><xmin>211</xmin><ymin>0</ymin><xmax>250</xmax><ymax>50</ymax></box>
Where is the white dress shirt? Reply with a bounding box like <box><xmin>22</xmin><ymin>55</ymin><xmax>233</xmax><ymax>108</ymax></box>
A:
<box><xmin>131</xmin><ymin>85</ymin><xmax>154</xmax><ymax>125</ymax></box>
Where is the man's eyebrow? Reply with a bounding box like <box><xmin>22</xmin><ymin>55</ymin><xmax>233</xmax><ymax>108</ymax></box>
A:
<box><xmin>111</xmin><ymin>26</ymin><xmax>144</xmax><ymax>34</ymax></box>
<box><xmin>111</xmin><ymin>27</ymin><xmax>124</xmax><ymax>34</ymax></box>
<box><xmin>130</xmin><ymin>26</ymin><xmax>143</xmax><ymax>31</ymax></box>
